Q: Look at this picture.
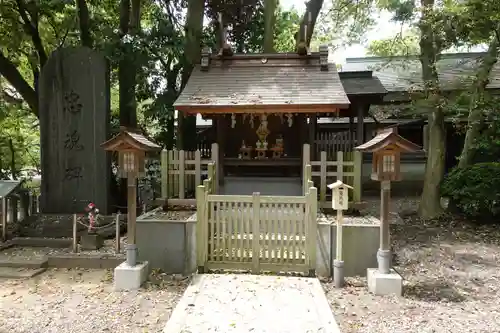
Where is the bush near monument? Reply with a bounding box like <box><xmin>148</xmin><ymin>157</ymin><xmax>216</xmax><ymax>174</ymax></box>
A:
<box><xmin>441</xmin><ymin>162</ymin><xmax>500</xmax><ymax>220</ymax></box>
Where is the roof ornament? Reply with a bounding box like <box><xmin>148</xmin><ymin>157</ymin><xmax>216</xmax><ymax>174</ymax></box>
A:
<box><xmin>319</xmin><ymin>45</ymin><xmax>329</xmax><ymax>71</ymax></box>
<box><xmin>218</xmin><ymin>12</ymin><xmax>233</xmax><ymax>57</ymax></box>
<box><xmin>201</xmin><ymin>46</ymin><xmax>210</xmax><ymax>71</ymax></box>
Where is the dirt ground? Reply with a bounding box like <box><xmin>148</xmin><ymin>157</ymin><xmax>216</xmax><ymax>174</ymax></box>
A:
<box><xmin>324</xmin><ymin>197</ymin><xmax>500</xmax><ymax>333</ymax></box>
<box><xmin>0</xmin><ymin>269</ymin><xmax>189</xmax><ymax>333</ymax></box>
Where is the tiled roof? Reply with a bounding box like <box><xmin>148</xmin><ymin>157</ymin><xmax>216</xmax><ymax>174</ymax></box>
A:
<box><xmin>355</xmin><ymin>127</ymin><xmax>422</xmax><ymax>152</ymax></box>
<box><xmin>174</xmin><ymin>53</ymin><xmax>350</xmax><ymax>110</ymax></box>
<box><xmin>101</xmin><ymin>127</ymin><xmax>161</xmax><ymax>151</ymax></box>
<box><xmin>339</xmin><ymin>71</ymin><xmax>387</xmax><ymax>95</ymax></box>
<box><xmin>126</xmin><ymin>131</ymin><xmax>161</xmax><ymax>150</ymax></box>
<box><xmin>343</xmin><ymin>52</ymin><xmax>500</xmax><ymax>92</ymax></box>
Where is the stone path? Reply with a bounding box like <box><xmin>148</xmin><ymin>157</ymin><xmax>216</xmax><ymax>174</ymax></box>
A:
<box><xmin>164</xmin><ymin>274</ymin><xmax>340</xmax><ymax>333</ymax></box>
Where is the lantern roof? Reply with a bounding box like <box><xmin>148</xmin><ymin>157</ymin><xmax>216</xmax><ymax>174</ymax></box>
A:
<box><xmin>355</xmin><ymin>127</ymin><xmax>422</xmax><ymax>153</ymax></box>
<box><xmin>101</xmin><ymin>127</ymin><xmax>161</xmax><ymax>152</ymax></box>
<box><xmin>327</xmin><ymin>180</ymin><xmax>353</xmax><ymax>190</ymax></box>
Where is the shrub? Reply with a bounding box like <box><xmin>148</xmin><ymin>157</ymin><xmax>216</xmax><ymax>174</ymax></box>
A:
<box><xmin>441</xmin><ymin>163</ymin><xmax>500</xmax><ymax>220</ymax></box>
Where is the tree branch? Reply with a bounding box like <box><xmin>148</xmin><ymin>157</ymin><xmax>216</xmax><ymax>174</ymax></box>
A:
<box><xmin>0</xmin><ymin>51</ymin><xmax>38</xmax><ymax>117</ymax></box>
<box><xmin>15</xmin><ymin>0</ymin><xmax>48</xmax><ymax>67</ymax></box>
<box><xmin>295</xmin><ymin>0</ymin><xmax>324</xmax><ymax>51</ymax></box>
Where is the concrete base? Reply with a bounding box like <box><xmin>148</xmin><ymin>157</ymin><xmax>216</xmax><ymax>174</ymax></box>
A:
<box><xmin>113</xmin><ymin>261</ymin><xmax>149</xmax><ymax>291</ymax></box>
<box><xmin>367</xmin><ymin>268</ymin><xmax>403</xmax><ymax>296</ymax></box>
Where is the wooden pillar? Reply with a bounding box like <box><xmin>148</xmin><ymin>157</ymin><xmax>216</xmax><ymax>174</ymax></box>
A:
<box><xmin>378</xmin><ymin>180</ymin><xmax>391</xmax><ymax>274</ymax></box>
<box><xmin>356</xmin><ymin>103</ymin><xmax>365</xmax><ymax>146</ymax></box>
<box><xmin>126</xmin><ymin>176</ymin><xmax>137</xmax><ymax>266</ymax></box>
<box><xmin>216</xmin><ymin>116</ymin><xmax>225</xmax><ymax>185</ymax></box>
<box><xmin>308</xmin><ymin>114</ymin><xmax>318</xmax><ymax>160</ymax></box>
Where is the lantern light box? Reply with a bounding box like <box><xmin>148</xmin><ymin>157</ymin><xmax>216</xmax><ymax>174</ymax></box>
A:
<box><xmin>328</xmin><ymin>180</ymin><xmax>353</xmax><ymax>210</ymax></box>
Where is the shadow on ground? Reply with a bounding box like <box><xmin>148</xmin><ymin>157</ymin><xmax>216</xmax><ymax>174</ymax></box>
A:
<box><xmin>404</xmin><ymin>280</ymin><xmax>468</xmax><ymax>302</ymax></box>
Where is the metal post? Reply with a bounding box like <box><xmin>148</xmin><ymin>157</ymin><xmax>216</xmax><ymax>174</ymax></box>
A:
<box><xmin>115</xmin><ymin>212</ymin><xmax>121</xmax><ymax>254</ymax></box>
<box><xmin>377</xmin><ymin>180</ymin><xmax>391</xmax><ymax>274</ymax></box>
<box><xmin>126</xmin><ymin>176</ymin><xmax>137</xmax><ymax>266</ymax></box>
<box><xmin>72</xmin><ymin>214</ymin><xmax>78</xmax><ymax>252</ymax></box>
<box><xmin>334</xmin><ymin>209</ymin><xmax>344</xmax><ymax>288</ymax></box>
<box><xmin>1</xmin><ymin>197</ymin><xmax>6</xmax><ymax>241</ymax></box>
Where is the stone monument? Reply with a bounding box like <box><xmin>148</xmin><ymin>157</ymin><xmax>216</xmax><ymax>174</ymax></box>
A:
<box><xmin>39</xmin><ymin>47</ymin><xmax>110</xmax><ymax>214</ymax></box>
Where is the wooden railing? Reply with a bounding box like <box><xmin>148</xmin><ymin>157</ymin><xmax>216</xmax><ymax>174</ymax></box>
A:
<box><xmin>196</xmin><ymin>162</ymin><xmax>318</xmax><ymax>275</ymax></box>
<box><xmin>1</xmin><ymin>190</ymin><xmax>41</xmax><ymax>240</ymax></box>
<box><xmin>161</xmin><ymin>143</ymin><xmax>219</xmax><ymax>199</ymax></box>
<box><xmin>303</xmin><ymin>143</ymin><xmax>362</xmax><ymax>207</ymax></box>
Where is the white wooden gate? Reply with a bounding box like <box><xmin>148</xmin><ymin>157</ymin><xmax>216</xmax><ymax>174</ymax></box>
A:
<box><xmin>196</xmin><ymin>187</ymin><xmax>318</xmax><ymax>275</ymax></box>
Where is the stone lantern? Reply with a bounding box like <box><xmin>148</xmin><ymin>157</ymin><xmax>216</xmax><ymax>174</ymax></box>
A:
<box><xmin>328</xmin><ymin>180</ymin><xmax>353</xmax><ymax>288</ymax></box>
<box><xmin>355</xmin><ymin>127</ymin><xmax>422</xmax><ymax>295</ymax></box>
<box><xmin>101</xmin><ymin>126</ymin><xmax>161</xmax><ymax>290</ymax></box>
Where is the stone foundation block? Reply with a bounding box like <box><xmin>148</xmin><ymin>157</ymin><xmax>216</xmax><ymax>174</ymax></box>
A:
<box><xmin>367</xmin><ymin>268</ymin><xmax>403</xmax><ymax>296</ymax></box>
<box><xmin>114</xmin><ymin>261</ymin><xmax>149</xmax><ymax>291</ymax></box>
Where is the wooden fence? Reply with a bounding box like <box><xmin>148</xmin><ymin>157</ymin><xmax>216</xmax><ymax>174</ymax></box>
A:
<box><xmin>1</xmin><ymin>191</ymin><xmax>41</xmax><ymax>240</ymax></box>
<box><xmin>161</xmin><ymin>143</ymin><xmax>219</xmax><ymax>199</ymax></box>
<box><xmin>314</xmin><ymin>130</ymin><xmax>356</xmax><ymax>158</ymax></box>
<box><xmin>196</xmin><ymin>163</ymin><xmax>317</xmax><ymax>275</ymax></box>
<box><xmin>303</xmin><ymin>143</ymin><xmax>362</xmax><ymax>207</ymax></box>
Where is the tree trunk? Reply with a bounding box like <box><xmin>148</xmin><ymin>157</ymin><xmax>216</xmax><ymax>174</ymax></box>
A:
<box><xmin>457</xmin><ymin>31</ymin><xmax>500</xmax><ymax>168</ymax></box>
<box><xmin>177</xmin><ymin>0</ymin><xmax>205</xmax><ymax>150</ymax></box>
<box><xmin>118</xmin><ymin>0</ymin><xmax>140</xmax><ymax>128</ymax></box>
<box><xmin>418</xmin><ymin>0</ymin><xmax>445</xmax><ymax>219</ymax></box>
<box><xmin>264</xmin><ymin>0</ymin><xmax>277</xmax><ymax>53</ymax></box>
<box><xmin>76</xmin><ymin>0</ymin><xmax>92</xmax><ymax>48</ymax></box>
<box><xmin>295</xmin><ymin>0</ymin><xmax>324</xmax><ymax>50</ymax></box>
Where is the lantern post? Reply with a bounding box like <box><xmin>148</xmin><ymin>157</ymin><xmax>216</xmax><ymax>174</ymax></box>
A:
<box><xmin>101</xmin><ymin>127</ymin><xmax>161</xmax><ymax>290</ymax></box>
<box><xmin>355</xmin><ymin>127</ymin><xmax>422</xmax><ymax>295</ymax></box>
<box><xmin>328</xmin><ymin>180</ymin><xmax>353</xmax><ymax>288</ymax></box>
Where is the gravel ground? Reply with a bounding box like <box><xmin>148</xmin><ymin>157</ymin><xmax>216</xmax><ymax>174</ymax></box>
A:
<box><xmin>323</xmin><ymin>196</ymin><xmax>500</xmax><ymax>333</ymax></box>
<box><xmin>0</xmin><ymin>269</ymin><xmax>189</xmax><ymax>333</ymax></box>
<box><xmin>317</xmin><ymin>213</ymin><xmax>379</xmax><ymax>225</ymax></box>
<box><xmin>141</xmin><ymin>206</ymin><xmax>196</xmax><ymax>221</ymax></box>
<box><xmin>0</xmin><ymin>237</ymin><xmax>128</xmax><ymax>260</ymax></box>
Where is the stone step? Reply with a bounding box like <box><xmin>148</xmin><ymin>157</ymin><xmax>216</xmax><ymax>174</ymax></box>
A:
<box><xmin>0</xmin><ymin>258</ymin><xmax>48</xmax><ymax>269</ymax></box>
<box><xmin>0</xmin><ymin>267</ymin><xmax>47</xmax><ymax>279</ymax></box>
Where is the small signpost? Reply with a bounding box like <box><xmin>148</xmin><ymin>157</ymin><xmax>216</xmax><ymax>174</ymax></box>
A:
<box><xmin>101</xmin><ymin>127</ymin><xmax>161</xmax><ymax>290</ymax></box>
<box><xmin>328</xmin><ymin>180</ymin><xmax>353</xmax><ymax>288</ymax></box>
<box><xmin>355</xmin><ymin>127</ymin><xmax>422</xmax><ymax>295</ymax></box>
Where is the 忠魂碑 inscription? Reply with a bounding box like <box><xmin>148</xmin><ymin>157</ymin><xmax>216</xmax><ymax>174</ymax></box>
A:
<box><xmin>63</xmin><ymin>90</ymin><xmax>83</xmax><ymax>114</ymax></box>
<box><xmin>64</xmin><ymin>130</ymin><xmax>84</xmax><ymax>150</ymax></box>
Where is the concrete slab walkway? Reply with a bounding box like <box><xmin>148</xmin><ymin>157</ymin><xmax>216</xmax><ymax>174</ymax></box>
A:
<box><xmin>164</xmin><ymin>274</ymin><xmax>340</xmax><ymax>333</ymax></box>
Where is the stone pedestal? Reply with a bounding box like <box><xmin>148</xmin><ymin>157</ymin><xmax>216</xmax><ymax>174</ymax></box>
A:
<box><xmin>114</xmin><ymin>261</ymin><xmax>149</xmax><ymax>291</ymax></box>
<box><xmin>367</xmin><ymin>268</ymin><xmax>402</xmax><ymax>296</ymax></box>
<box><xmin>80</xmin><ymin>233</ymin><xmax>104</xmax><ymax>250</ymax></box>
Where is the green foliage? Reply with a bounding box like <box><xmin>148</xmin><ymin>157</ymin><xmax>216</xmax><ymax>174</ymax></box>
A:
<box><xmin>0</xmin><ymin>91</ymin><xmax>39</xmax><ymax>179</ymax></box>
<box><xmin>315</xmin><ymin>0</ymin><xmax>376</xmax><ymax>49</ymax></box>
<box><xmin>441</xmin><ymin>163</ymin><xmax>500</xmax><ymax>220</ymax></box>
<box><xmin>367</xmin><ymin>30</ymin><xmax>420</xmax><ymax>56</ymax></box>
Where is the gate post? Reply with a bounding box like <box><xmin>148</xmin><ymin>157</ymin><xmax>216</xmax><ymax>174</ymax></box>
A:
<box><xmin>252</xmin><ymin>192</ymin><xmax>260</xmax><ymax>274</ymax></box>
<box><xmin>196</xmin><ymin>185</ymin><xmax>207</xmax><ymax>273</ymax></box>
<box><xmin>308</xmin><ymin>187</ymin><xmax>318</xmax><ymax>277</ymax></box>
